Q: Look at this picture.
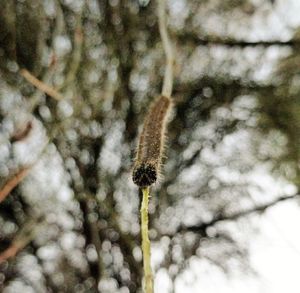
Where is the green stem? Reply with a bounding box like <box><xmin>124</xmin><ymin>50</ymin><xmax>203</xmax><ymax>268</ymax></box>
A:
<box><xmin>141</xmin><ymin>187</ymin><xmax>153</xmax><ymax>293</ymax></box>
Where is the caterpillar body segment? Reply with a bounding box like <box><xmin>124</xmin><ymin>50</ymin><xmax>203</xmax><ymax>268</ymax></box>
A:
<box><xmin>132</xmin><ymin>95</ymin><xmax>172</xmax><ymax>188</ymax></box>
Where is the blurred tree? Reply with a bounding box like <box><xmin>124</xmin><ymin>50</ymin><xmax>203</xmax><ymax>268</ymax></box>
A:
<box><xmin>0</xmin><ymin>0</ymin><xmax>299</xmax><ymax>293</ymax></box>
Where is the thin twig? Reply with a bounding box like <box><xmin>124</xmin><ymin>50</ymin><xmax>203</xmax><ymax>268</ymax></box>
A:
<box><xmin>0</xmin><ymin>216</ymin><xmax>45</xmax><ymax>264</ymax></box>
<box><xmin>0</xmin><ymin>242</ymin><xmax>22</xmax><ymax>264</ymax></box>
<box><xmin>140</xmin><ymin>187</ymin><xmax>153</xmax><ymax>293</ymax></box>
<box><xmin>177</xmin><ymin>33</ymin><xmax>300</xmax><ymax>47</ymax></box>
<box><xmin>177</xmin><ymin>194</ymin><xmax>300</xmax><ymax>234</ymax></box>
<box><xmin>86</xmin><ymin>197</ymin><xmax>104</xmax><ymax>282</ymax></box>
<box><xmin>0</xmin><ymin>135</ymin><xmax>49</xmax><ymax>204</ymax></box>
<box><xmin>57</xmin><ymin>11</ymin><xmax>83</xmax><ymax>91</ymax></box>
<box><xmin>158</xmin><ymin>0</ymin><xmax>174</xmax><ymax>98</ymax></box>
<box><xmin>0</xmin><ymin>167</ymin><xmax>31</xmax><ymax>203</ymax></box>
<box><xmin>20</xmin><ymin>69</ymin><xmax>64</xmax><ymax>100</ymax></box>
<box><xmin>11</xmin><ymin>121</ymin><xmax>33</xmax><ymax>143</ymax></box>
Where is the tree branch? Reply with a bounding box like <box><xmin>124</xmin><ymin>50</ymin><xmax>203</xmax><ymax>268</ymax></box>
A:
<box><xmin>177</xmin><ymin>194</ymin><xmax>299</xmax><ymax>234</ymax></box>
<box><xmin>0</xmin><ymin>242</ymin><xmax>22</xmax><ymax>264</ymax></box>
<box><xmin>0</xmin><ymin>167</ymin><xmax>31</xmax><ymax>203</ymax></box>
<box><xmin>178</xmin><ymin>33</ymin><xmax>300</xmax><ymax>48</ymax></box>
<box><xmin>0</xmin><ymin>216</ymin><xmax>44</xmax><ymax>264</ymax></box>
<box><xmin>20</xmin><ymin>69</ymin><xmax>64</xmax><ymax>100</ymax></box>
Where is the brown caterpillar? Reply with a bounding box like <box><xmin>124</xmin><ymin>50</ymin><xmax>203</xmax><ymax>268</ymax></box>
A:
<box><xmin>132</xmin><ymin>95</ymin><xmax>172</xmax><ymax>188</ymax></box>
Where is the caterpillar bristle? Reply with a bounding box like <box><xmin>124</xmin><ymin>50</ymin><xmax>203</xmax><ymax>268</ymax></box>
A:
<box><xmin>132</xmin><ymin>95</ymin><xmax>172</xmax><ymax>188</ymax></box>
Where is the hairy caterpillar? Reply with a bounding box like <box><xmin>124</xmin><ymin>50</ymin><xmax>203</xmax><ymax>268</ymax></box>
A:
<box><xmin>132</xmin><ymin>95</ymin><xmax>172</xmax><ymax>188</ymax></box>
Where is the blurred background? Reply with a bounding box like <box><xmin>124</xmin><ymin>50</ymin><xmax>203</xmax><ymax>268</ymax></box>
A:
<box><xmin>0</xmin><ymin>0</ymin><xmax>300</xmax><ymax>292</ymax></box>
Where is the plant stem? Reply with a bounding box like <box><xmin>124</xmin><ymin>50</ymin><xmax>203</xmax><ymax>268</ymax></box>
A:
<box><xmin>141</xmin><ymin>187</ymin><xmax>153</xmax><ymax>293</ymax></box>
<box><xmin>158</xmin><ymin>0</ymin><xmax>174</xmax><ymax>98</ymax></box>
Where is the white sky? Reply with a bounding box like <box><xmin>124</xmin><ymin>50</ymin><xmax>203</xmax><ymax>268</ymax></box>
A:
<box><xmin>172</xmin><ymin>200</ymin><xmax>300</xmax><ymax>293</ymax></box>
<box><xmin>153</xmin><ymin>198</ymin><xmax>300</xmax><ymax>293</ymax></box>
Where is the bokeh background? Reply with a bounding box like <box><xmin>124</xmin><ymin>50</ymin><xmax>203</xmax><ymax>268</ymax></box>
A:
<box><xmin>0</xmin><ymin>0</ymin><xmax>300</xmax><ymax>292</ymax></box>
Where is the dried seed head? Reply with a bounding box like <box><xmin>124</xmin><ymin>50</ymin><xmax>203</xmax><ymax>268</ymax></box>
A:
<box><xmin>132</xmin><ymin>95</ymin><xmax>172</xmax><ymax>188</ymax></box>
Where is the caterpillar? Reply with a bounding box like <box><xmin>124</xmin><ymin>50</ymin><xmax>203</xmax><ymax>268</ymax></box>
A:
<box><xmin>132</xmin><ymin>95</ymin><xmax>172</xmax><ymax>188</ymax></box>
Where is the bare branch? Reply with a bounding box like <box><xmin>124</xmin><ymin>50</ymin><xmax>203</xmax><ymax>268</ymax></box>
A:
<box><xmin>0</xmin><ymin>216</ymin><xmax>44</xmax><ymax>264</ymax></box>
<box><xmin>85</xmin><ymin>197</ymin><xmax>104</xmax><ymax>283</ymax></box>
<box><xmin>0</xmin><ymin>135</ymin><xmax>49</xmax><ymax>204</ymax></box>
<box><xmin>0</xmin><ymin>243</ymin><xmax>22</xmax><ymax>264</ymax></box>
<box><xmin>11</xmin><ymin>121</ymin><xmax>33</xmax><ymax>143</ymax></box>
<box><xmin>178</xmin><ymin>33</ymin><xmax>300</xmax><ymax>48</ymax></box>
<box><xmin>0</xmin><ymin>167</ymin><xmax>31</xmax><ymax>203</ymax></box>
<box><xmin>57</xmin><ymin>11</ymin><xmax>83</xmax><ymax>91</ymax></box>
<box><xmin>179</xmin><ymin>194</ymin><xmax>299</xmax><ymax>234</ymax></box>
<box><xmin>20</xmin><ymin>69</ymin><xmax>64</xmax><ymax>100</ymax></box>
